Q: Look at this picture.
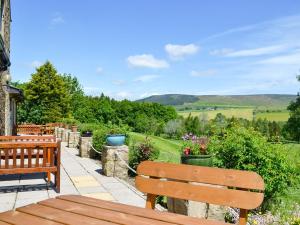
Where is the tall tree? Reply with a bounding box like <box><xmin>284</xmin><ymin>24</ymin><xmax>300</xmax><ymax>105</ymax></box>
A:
<box><xmin>24</xmin><ymin>61</ymin><xmax>70</xmax><ymax>123</ymax></box>
<box><xmin>285</xmin><ymin>75</ymin><xmax>300</xmax><ymax>141</ymax></box>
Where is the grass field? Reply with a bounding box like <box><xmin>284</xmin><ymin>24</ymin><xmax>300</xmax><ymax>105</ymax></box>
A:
<box><xmin>178</xmin><ymin>108</ymin><xmax>289</xmax><ymax>121</ymax></box>
<box><xmin>129</xmin><ymin>132</ymin><xmax>182</xmax><ymax>163</ymax></box>
<box><xmin>256</xmin><ymin>111</ymin><xmax>289</xmax><ymax>121</ymax></box>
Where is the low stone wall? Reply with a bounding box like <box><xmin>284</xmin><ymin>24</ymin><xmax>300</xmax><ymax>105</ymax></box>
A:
<box><xmin>101</xmin><ymin>145</ymin><xmax>128</xmax><ymax>180</ymax></box>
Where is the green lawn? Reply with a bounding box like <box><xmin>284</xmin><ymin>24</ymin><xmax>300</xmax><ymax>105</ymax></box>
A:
<box><xmin>129</xmin><ymin>132</ymin><xmax>183</xmax><ymax>163</ymax></box>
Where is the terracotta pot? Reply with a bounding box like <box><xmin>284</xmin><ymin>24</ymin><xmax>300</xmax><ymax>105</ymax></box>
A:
<box><xmin>71</xmin><ymin>125</ymin><xmax>78</xmax><ymax>132</ymax></box>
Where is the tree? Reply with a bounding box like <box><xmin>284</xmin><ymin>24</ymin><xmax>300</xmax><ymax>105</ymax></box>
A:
<box><xmin>24</xmin><ymin>61</ymin><xmax>71</xmax><ymax>123</ymax></box>
<box><xmin>285</xmin><ymin>75</ymin><xmax>300</xmax><ymax>141</ymax></box>
<box><xmin>164</xmin><ymin>119</ymin><xmax>184</xmax><ymax>138</ymax></box>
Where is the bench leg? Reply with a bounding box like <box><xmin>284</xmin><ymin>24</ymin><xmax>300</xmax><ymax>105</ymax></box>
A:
<box><xmin>47</xmin><ymin>172</ymin><xmax>51</xmax><ymax>183</ymax></box>
<box><xmin>146</xmin><ymin>194</ymin><xmax>156</xmax><ymax>209</ymax></box>
<box><xmin>55</xmin><ymin>168</ymin><xmax>60</xmax><ymax>193</ymax></box>
<box><xmin>239</xmin><ymin>209</ymin><xmax>248</xmax><ymax>225</ymax></box>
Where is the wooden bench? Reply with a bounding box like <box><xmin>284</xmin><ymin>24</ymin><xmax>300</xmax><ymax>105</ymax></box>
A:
<box><xmin>44</xmin><ymin>123</ymin><xmax>61</xmax><ymax>135</ymax></box>
<box><xmin>0</xmin><ymin>141</ymin><xmax>61</xmax><ymax>192</ymax></box>
<box><xmin>0</xmin><ymin>135</ymin><xmax>56</xmax><ymax>142</ymax></box>
<box><xmin>17</xmin><ymin>124</ymin><xmax>43</xmax><ymax>135</ymax></box>
<box><xmin>0</xmin><ymin>135</ymin><xmax>57</xmax><ymax>183</ymax></box>
<box><xmin>136</xmin><ymin>161</ymin><xmax>265</xmax><ymax>225</ymax></box>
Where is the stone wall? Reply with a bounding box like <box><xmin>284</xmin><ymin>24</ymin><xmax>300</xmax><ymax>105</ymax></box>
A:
<box><xmin>0</xmin><ymin>85</ymin><xmax>5</xmax><ymax>135</ymax></box>
<box><xmin>0</xmin><ymin>0</ymin><xmax>11</xmax><ymax>135</ymax></box>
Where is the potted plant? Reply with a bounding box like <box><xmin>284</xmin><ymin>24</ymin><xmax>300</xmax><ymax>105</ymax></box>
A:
<box><xmin>105</xmin><ymin>124</ymin><xmax>128</xmax><ymax>146</ymax></box>
<box><xmin>181</xmin><ymin>134</ymin><xmax>212</xmax><ymax>167</ymax></box>
<box><xmin>79</xmin><ymin>124</ymin><xmax>98</xmax><ymax>137</ymax></box>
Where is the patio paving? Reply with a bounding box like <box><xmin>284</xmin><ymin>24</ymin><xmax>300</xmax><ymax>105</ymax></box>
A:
<box><xmin>0</xmin><ymin>142</ymin><xmax>146</xmax><ymax>212</ymax></box>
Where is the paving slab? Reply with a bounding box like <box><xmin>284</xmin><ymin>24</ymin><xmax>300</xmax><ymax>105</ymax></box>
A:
<box><xmin>0</xmin><ymin>141</ymin><xmax>146</xmax><ymax>213</ymax></box>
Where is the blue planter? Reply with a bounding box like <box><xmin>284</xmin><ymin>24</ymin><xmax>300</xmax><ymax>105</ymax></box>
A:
<box><xmin>106</xmin><ymin>134</ymin><xmax>126</xmax><ymax>146</ymax></box>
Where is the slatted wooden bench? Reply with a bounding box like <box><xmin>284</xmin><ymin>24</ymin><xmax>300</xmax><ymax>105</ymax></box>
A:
<box><xmin>0</xmin><ymin>135</ymin><xmax>56</xmax><ymax>142</ymax></box>
<box><xmin>0</xmin><ymin>141</ymin><xmax>61</xmax><ymax>192</ymax></box>
<box><xmin>136</xmin><ymin>161</ymin><xmax>265</xmax><ymax>225</ymax></box>
<box><xmin>17</xmin><ymin>124</ymin><xmax>43</xmax><ymax>135</ymax></box>
<box><xmin>0</xmin><ymin>135</ymin><xmax>57</xmax><ymax>183</ymax></box>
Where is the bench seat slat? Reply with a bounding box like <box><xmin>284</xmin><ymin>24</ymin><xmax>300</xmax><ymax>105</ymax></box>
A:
<box><xmin>137</xmin><ymin>161</ymin><xmax>264</xmax><ymax>191</ymax></box>
<box><xmin>17</xmin><ymin>204</ymin><xmax>117</xmax><ymax>225</ymax></box>
<box><xmin>0</xmin><ymin>165</ymin><xmax>57</xmax><ymax>174</ymax></box>
<box><xmin>0</xmin><ymin>210</ymin><xmax>62</xmax><ymax>225</ymax></box>
<box><xmin>45</xmin><ymin>195</ymin><xmax>230</xmax><ymax>225</ymax></box>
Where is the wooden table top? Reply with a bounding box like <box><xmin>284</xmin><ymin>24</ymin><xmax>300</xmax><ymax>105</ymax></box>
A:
<box><xmin>0</xmin><ymin>195</ymin><xmax>229</xmax><ymax>225</ymax></box>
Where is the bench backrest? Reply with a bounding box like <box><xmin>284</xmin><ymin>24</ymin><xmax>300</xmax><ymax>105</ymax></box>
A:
<box><xmin>0</xmin><ymin>135</ymin><xmax>56</xmax><ymax>142</ymax></box>
<box><xmin>0</xmin><ymin>141</ymin><xmax>61</xmax><ymax>174</ymax></box>
<box><xmin>136</xmin><ymin>161</ymin><xmax>264</xmax><ymax>225</ymax></box>
<box><xmin>17</xmin><ymin>124</ymin><xmax>42</xmax><ymax>135</ymax></box>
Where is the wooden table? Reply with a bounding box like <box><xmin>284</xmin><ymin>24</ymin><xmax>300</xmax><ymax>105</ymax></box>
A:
<box><xmin>0</xmin><ymin>195</ymin><xmax>229</xmax><ymax>225</ymax></box>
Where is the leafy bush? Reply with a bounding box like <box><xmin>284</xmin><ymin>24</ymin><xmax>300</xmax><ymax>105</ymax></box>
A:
<box><xmin>92</xmin><ymin>128</ymin><xmax>107</xmax><ymax>151</ymax></box>
<box><xmin>208</xmin><ymin>126</ymin><xmax>296</xmax><ymax>209</ymax></box>
<box><xmin>78</xmin><ymin>123</ymin><xmax>102</xmax><ymax>135</ymax></box>
<box><xmin>129</xmin><ymin>137</ymin><xmax>159</xmax><ymax>171</ymax></box>
<box><xmin>60</xmin><ymin>118</ymin><xmax>79</xmax><ymax>125</ymax></box>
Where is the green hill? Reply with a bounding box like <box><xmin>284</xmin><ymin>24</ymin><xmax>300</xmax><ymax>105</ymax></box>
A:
<box><xmin>137</xmin><ymin>94</ymin><xmax>296</xmax><ymax>110</ymax></box>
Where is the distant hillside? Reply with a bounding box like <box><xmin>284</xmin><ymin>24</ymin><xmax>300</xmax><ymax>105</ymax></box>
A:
<box><xmin>137</xmin><ymin>94</ymin><xmax>297</xmax><ymax>109</ymax></box>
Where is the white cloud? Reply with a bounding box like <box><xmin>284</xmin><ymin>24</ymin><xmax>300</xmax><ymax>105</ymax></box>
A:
<box><xmin>134</xmin><ymin>75</ymin><xmax>159</xmax><ymax>83</ymax></box>
<box><xmin>258</xmin><ymin>51</ymin><xmax>300</xmax><ymax>65</ymax></box>
<box><xmin>190</xmin><ymin>70</ymin><xmax>216</xmax><ymax>77</ymax></box>
<box><xmin>209</xmin><ymin>48</ymin><xmax>234</xmax><ymax>56</ymax></box>
<box><xmin>127</xmin><ymin>54</ymin><xmax>169</xmax><ymax>68</ymax></box>
<box><xmin>112</xmin><ymin>79</ymin><xmax>125</xmax><ymax>85</ymax></box>
<box><xmin>225</xmin><ymin>45</ymin><xmax>287</xmax><ymax>57</ymax></box>
<box><xmin>165</xmin><ymin>44</ymin><xmax>199</xmax><ymax>59</ymax></box>
<box><xmin>31</xmin><ymin>60</ymin><xmax>43</xmax><ymax>68</ymax></box>
<box><xmin>51</xmin><ymin>13</ymin><xmax>65</xmax><ymax>25</ymax></box>
<box><xmin>96</xmin><ymin>67</ymin><xmax>103</xmax><ymax>74</ymax></box>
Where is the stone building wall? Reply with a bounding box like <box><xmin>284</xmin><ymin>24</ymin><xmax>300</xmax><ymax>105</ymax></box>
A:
<box><xmin>0</xmin><ymin>0</ymin><xmax>11</xmax><ymax>135</ymax></box>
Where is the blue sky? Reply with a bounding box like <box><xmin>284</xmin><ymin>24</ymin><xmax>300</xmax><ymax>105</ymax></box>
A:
<box><xmin>10</xmin><ymin>0</ymin><xmax>300</xmax><ymax>100</ymax></box>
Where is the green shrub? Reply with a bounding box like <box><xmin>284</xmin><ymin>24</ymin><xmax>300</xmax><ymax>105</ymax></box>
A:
<box><xmin>92</xmin><ymin>128</ymin><xmax>107</xmax><ymax>151</ymax></box>
<box><xmin>59</xmin><ymin>118</ymin><xmax>79</xmax><ymax>125</ymax></box>
<box><xmin>78</xmin><ymin>123</ymin><xmax>102</xmax><ymax>135</ymax></box>
<box><xmin>208</xmin><ymin>126</ymin><xmax>296</xmax><ymax>210</ymax></box>
<box><xmin>129</xmin><ymin>137</ymin><xmax>159</xmax><ymax>171</ymax></box>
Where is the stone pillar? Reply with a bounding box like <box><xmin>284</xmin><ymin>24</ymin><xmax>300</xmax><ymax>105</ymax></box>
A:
<box><xmin>54</xmin><ymin>127</ymin><xmax>59</xmax><ymax>138</ymax></box>
<box><xmin>79</xmin><ymin>136</ymin><xmax>92</xmax><ymax>158</ymax></box>
<box><xmin>57</xmin><ymin>128</ymin><xmax>64</xmax><ymax>140</ymax></box>
<box><xmin>62</xmin><ymin>129</ymin><xmax>71</xmax><ymax>142</ymax></box>
<box><xmin>167</xmin><ymin>183</ymin><xmax>226</xmax><ymax>221</ymax></box>
<box><xmin>101</xmin><ymin>145</ymin><xmax>129</xmax><ymax>179</ymax></box>
<box><xmin>68</xmin><ymin>132</ymin><xmax>80</xmax><ymax>148</ymax></box>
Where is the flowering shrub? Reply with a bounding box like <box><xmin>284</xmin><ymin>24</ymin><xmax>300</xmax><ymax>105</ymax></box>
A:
<box><xmin>129</xmin><ymin>137</ymin><xmax>159</xmax><ymax>171</ymax></box>
<box><xmin>181</xmin><ymin>133</ymin><xmax>209</xmax><ymax>155</ymax></box>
